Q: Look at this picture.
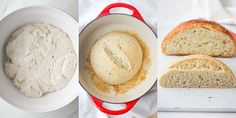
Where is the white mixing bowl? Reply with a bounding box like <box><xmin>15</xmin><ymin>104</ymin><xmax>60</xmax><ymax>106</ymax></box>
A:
<box><xmin>0</xmin><ymin>6</ymin><xmax>78</xmax><ymax>112</ymax></box>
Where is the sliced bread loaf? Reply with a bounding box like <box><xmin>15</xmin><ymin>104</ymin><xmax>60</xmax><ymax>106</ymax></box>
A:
<box><xmin>160</xmin><ymin>55</ymin><xmax>236</xmax><ymax>88</ymax></box>
<box><xmin>161</xmin><ymin>19</ymin><xmax>236</xmax><ymax>57</ymax></box>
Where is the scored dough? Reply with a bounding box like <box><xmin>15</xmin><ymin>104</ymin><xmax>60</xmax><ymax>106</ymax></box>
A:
<box><xmin>90</xmin><ymin>32</ymin><xmax>143</xmax><ymax>85</ymax></box>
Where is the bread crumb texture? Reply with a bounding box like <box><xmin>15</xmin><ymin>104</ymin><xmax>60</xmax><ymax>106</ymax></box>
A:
<box><xmin>160</xmin><ymin>55</ymin><xmax>236</xmax><ymax>88</ymax></box>
<box><xmin>162</xmin><ymin>20</ymin><xmax>236</xmax><ymax>57</ymax></box>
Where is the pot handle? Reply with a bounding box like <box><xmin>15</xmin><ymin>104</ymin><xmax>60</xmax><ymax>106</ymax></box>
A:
<box><xmin>98</xmin><ymin>3</ymin><xmax>144</xmax><ymax>21</ymax></box>
<box><xmin>90</xmin><ymin>95</ymin><xmax>138</xmax><ymax>115</ymax></box>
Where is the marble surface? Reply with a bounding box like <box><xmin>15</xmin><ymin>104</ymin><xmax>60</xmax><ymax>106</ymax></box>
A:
<box><xmin>158</xmin><ymin>112</ymin><xmax>236</xmax><ymax>118</ymax></box>
<box><xmin>0</xmin><ymin>0</ymin><xmax>78</xmax><ymax>118</ymax></box>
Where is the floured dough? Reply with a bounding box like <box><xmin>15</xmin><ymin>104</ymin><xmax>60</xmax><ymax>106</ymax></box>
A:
<box><xmin>5</xmin><ymin>22</ymin><xmax>77</xmax><ymax>97</ymax></box>
<box><xmin>90</xmin><ymin>32</ymin><xmax>143</xmax><ymax>85</ymax></box>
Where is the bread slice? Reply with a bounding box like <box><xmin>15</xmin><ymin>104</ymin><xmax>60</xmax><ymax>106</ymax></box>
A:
<box><xmin>161</xmin><ymin>19</ymin><xmax>236</xmax><ymax>57</ymax></box>
<box><xmin>160</xmin><ymin>55</ymin><xmax>236</xmax><ymax>88</ymax></box>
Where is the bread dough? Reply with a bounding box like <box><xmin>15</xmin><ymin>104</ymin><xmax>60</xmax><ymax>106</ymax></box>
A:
<box><xmin>5</xmin><ymin>22</ymin><xmax>77</xmax><ymax>97</ymax></box>
<box><xmin>90</xmin><ymin>32</ymin><xmax>143</xmax><ymax>85</ymax></box>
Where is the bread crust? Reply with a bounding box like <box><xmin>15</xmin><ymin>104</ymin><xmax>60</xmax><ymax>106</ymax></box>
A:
<box><xmin>169</xmin><ymin>54</ymin><xmax>233</xmax><ymax>74</ymax></box>
<box><xmin>161</xmin><ymin>19</ymin><xmax>236</xmax><ymax>57</ymax></box>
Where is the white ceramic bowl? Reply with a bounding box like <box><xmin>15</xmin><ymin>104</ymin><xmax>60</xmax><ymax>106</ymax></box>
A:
<box><xmin>0</xmin><ymin>6</ymin><xmax>78</xmax><ymax>112</ymax></box>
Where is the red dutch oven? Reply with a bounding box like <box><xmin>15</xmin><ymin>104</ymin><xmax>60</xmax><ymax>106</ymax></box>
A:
<box><xmin>79</xmin><ymin>3</ymin><xmax>157</xmax><ymax>115</ymax></box>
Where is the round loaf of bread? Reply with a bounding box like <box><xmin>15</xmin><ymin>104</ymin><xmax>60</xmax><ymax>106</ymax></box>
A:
<box><xmin>161</xmin><ymin>19</ymin><xmax>236</xmax><ymax>57</ymax></box>
<box><xmin>90</xmin><ymin>32</ymin><xmax>143</xmax><ymax>85</ymax></box>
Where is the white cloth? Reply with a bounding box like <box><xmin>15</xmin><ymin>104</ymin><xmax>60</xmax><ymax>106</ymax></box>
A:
<box><xmin>79</xmin><ymin>84</ymin><xmax>157</xmax><ymax>118</ymax></box>
<box><xmin>193</xmin><ymin>0</ymin><xmax>236</xmax><ymax>25</ymax></box>
<box><xmin>78</xmin><ymin>0</ymin><xmax>157</xmax><ymax>118</ymax></box>
<box><xmin>0</xmin><ymin>0</ymin><xmax>7</xmax><ymax>18</ymax></box>
<box><xmin>0</xmin><ymin>0</ymin><xmax>77</xmax><ymax>20</ymax></box>
<box><xmin>79</xmin><ymin>0</ymin><xmax>158</xmax><ymax>32</ymax></box>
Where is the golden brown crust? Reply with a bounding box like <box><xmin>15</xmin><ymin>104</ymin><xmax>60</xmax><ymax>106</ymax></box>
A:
<box><xmin>161</xmin><ymin>19</ymin><xmax>236</xmax><ymax>57</ymax></box>
<box><xmin>170</xmin><ymin>54</ymin><xmax>232</xmax><ymax>71</ymax></box>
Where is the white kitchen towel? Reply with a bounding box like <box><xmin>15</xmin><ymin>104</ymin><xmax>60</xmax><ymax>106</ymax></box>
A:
<box><xmin>193</xmin><ymin>0</ymin><xmax>236</xmax><ymax>25</ymax></box>
<box><xmin>78</xmin><ymin>84</ymin><xmax>157</xmax><ymax>118</ymax></box>
<box><xmin>78</xmin><ymin>0</ymin><xmax>157</xmax><ymax>118</ymax></box>
<box><xmin>79</xmin><ymin>0</ymin><xmax>158</xmax><ymax>32</ymax></box>
<box><xmin>0</xmin><ymin>0</ymin><xmax>8</xmax><ymax>18</ymax></box>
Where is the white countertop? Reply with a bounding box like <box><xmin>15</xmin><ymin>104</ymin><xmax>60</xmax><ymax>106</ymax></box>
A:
<box><xmin>0</xmin><ymin>0</ymin><xmax>78</xmax><ymax>118</ymax></box>
<box><xmin>158</xmin><ymin>112</ymin><xmax>236</xmax><ymax>118</ymax></box>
